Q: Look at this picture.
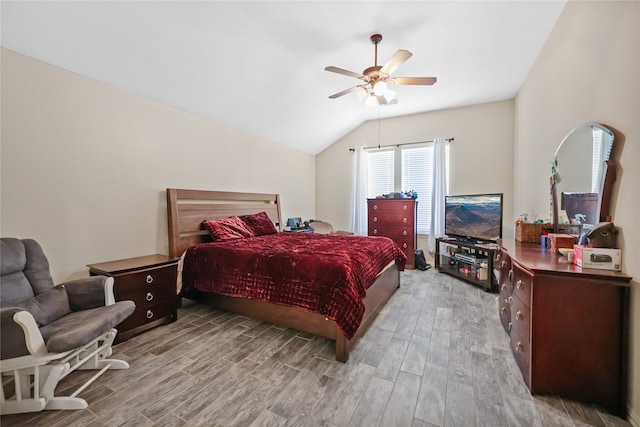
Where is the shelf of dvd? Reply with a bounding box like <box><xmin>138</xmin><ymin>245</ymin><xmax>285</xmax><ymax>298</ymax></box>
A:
<box><xmin>434</xmin><ymin>237</ymin><xmax>498</xmax><ymax>292</ymax></box>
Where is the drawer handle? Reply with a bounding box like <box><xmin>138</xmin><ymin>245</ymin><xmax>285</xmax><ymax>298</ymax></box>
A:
<box><xmin>516</xmin><ymin>279</ymin><xmax>524</xmax><ymax>290</ymax></box>
<box><xmin>403</xmin><ymin>205</ymin><xmax>408</xmax><ymax>211</ymax></box>
<box><xmin>500</xmin><ymin>306</ymin><xmax>507</xmax><ymax>314</ymax></box>
<box><xmin>403</xmin><ymin>218</ymin><xmax>407</xmax><ymax>223</ymax></box>
<box><xmin>507</xmin><ymin>296</ymin><xmax>513</xmax><ymax>304</ymax></box>
<box><xmin>501</xmin><ymin>284</ymin><xmax>507</xmax><ymax>291</ymax></box>
<box><xmin>508</xmin><ymin>322</ymin><xmax>512</xmax><ymax>331</ymax></box>
<box><xmin>403</xmin><ymin>230</ymin><xmax>408</xmax><ymax>236</ymax></box>
<box><xmin>373</xmin><ymin>205</ymin><xmax>378</xmax><ymax>210</ymax></box>
<box><xmin>146</xmin><ymin>275</ymin><xmax>154</xmax><ymax>284</ymax></box>
<box><xmin>146</xmin><ymin>310</ymin><xmax>154</xmax><ymax>319</ymax></box>
<box><xmin>373</xmin><ymin>217</ymin><xmax>378</xmax><ymax>222</ymax></box>
<box><xmin>501</xmin><ymin>260</ymin><xmax>506</xmax><ymax>268</ymax></box>
<box><xmin>508</xmin><ymin>269</ymin><xmax>513</xmax><ymax>281</ymax></box>
<box><xmin>373</xmin><ymin>229</ymin><xmax>378</xmax><ymax>235</ymax></box>
<box><xmin>516</xmin><ymin>310</ymin><xmax>523</xmax><ymax>320</ymax></box>
<box><xmin>515</xmin><ymin>341</ymin><xmax>523</xmax><ymax>352</ymax></box>
<box><xmin>402</xmin><ymin>243</ymin><xmax>408</xmax><ymax>249</ymax></box>
<box><xmin>146</xmin><ymin>292</ymin><xmax>154</xmax><ymax>302</ymax></box>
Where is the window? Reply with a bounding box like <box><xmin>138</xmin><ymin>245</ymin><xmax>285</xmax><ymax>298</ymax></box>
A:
<box><xmin>591</xmin><ymin>127</ymin><xmax>603</xmax><ymax>193</ymax></box>
<box><xmin>366</xmin><ymin>143</ymin><xmax>448</xmax><ymax>234</ymax></box>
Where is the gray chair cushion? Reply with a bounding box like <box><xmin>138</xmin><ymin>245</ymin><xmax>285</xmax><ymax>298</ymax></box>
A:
<box><xmin>16</xmin><ymin>285</ymin><xmax>71</xmax><ymax>327</ymax></box>
<box><xmin>1</xmin><ymin>238</ymin><xmax>55</xmax><ymax>307</ymax></box>
<box><xmin>39</xmin><ymin>300</ymin><xmax>136</xmax><ymax>353</ymax></box>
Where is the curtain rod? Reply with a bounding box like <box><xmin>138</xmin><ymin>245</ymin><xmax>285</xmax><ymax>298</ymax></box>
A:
<box><xmin>348</xmin><ymin>137</ymin><xmax>454</xmax><ymax>152</ymax></box>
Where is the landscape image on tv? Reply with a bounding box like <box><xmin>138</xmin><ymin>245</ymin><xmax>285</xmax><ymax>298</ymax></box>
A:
<box><xmin>445</xmin><ymin>194</ymin><xmax>502</xmax><ymax>242</ymax></box>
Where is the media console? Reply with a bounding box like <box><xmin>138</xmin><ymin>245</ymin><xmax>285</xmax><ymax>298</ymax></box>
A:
<box><xmin>434</xmin><ymin>237</ymin><xmax>498</xmax><ymax>292</ymax></box>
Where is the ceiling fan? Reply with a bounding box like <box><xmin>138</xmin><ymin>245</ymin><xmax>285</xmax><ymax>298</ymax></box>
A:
<box><xmin>325</xmin><ymin>34</ymin><xmax>437</xmax><ymax>106</ymax></box>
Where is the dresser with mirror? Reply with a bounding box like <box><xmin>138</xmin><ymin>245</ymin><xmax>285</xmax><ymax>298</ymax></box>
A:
<box><xmin>498</xmin><ymin>122</ymin><xmax>632</xmax><ymax>417</ymax></box>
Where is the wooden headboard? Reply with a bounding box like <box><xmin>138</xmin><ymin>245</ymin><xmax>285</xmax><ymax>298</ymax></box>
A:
<box><xmin>166</xmin><ymin>188</ymin><xmax>282</xmax><ymax>258</ymax></box>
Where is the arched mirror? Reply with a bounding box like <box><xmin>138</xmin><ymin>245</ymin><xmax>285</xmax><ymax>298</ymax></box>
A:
<box><xmin>551</xmin><ymin>122</ymin><xmax>616</xmax><ymax>232</ymax></box>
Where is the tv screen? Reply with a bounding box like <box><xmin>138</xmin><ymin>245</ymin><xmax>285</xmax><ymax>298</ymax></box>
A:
<box><xmin>445</xmin><ymin>193</ymin><xmax>503</xmax><ymax>243</ymax></box>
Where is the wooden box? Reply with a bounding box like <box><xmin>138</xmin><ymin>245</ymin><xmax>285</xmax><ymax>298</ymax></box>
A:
<box><xmin>547</xmin><ymin>233</ymin><xmax>576</xmax><ymax>254</ymax></box>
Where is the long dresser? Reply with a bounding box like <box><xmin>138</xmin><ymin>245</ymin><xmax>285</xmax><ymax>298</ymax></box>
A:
<box><xmin>497</xmin><ymin>240</ymin><xmax>631</xmax><ymax>417</ymax></box>
<box><xmin>367</xmin><ymin>198</ymin><xmax>417</xmax><ymax>269</ymax></box>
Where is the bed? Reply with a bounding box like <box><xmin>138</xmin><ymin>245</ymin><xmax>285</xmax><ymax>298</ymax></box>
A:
<box><xmin>166</xmin><ymin>188</ymin><xmax>405</xmax><ymax>362</ymax></box>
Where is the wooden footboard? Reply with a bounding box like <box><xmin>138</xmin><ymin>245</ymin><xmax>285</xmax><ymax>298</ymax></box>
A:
<box><xmin>185</xmin><ymin>263</ymin><xmax>400</xmax><ymax>362</ymax></box>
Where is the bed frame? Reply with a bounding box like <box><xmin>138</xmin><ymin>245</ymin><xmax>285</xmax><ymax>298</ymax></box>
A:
<box><xmin>166</xmin><ymin>188</ymin><xmax>400</xmax><ymax>362</ymax></box>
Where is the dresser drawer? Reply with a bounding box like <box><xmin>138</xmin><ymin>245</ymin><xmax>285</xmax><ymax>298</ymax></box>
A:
<box><xmin>368</xmin><ymin>225</ymin><xmax>413</xmax><ymax>239</ymax></box>
<box><xmin>393</xmin><ymin>238</ymin><xmax>414</xmax><ymax>254</ymax></box>
<box><xmin>113</xmin><ymin>264</ymin><xmax>177</xmax><ymax>294</ymax></box>
<box><xmin>511</xmin><ymin>263</ymin><xmax>532</xmax><ymax>307</ymax></box>
<box><xmin>369</xmin><ymin>212</ymin><xmax>414</xmax><ymax>227</ymax></box>
<box><xmin>368</xmin><ymin>200</ymin><xmax>415</xmax><ymax>214</ymax></box>
<box><xmin>499</xmin><ymin>299</ymin><xmax>511</xmax><ymax>333</ymax></box>
<box><xmin>510</xmin><ymin>295</ymin><xmax>531</xmax><ymax>386</ymax></box>
<box><xmin>117</xmin><ymin>300</ymin><xmax>176</xmax><ymax>332</ymax></box>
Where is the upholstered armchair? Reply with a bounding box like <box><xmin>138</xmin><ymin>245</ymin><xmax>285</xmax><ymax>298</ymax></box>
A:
<box><xmin>0</xmin><ymin>238</ymin><xmax>135</xmax><ymax>415</ymax></box>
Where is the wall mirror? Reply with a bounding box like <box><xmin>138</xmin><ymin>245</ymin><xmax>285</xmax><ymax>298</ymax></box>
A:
<box><xmin>551</xmin><ymin>122</ymin><xmax>616</xmax><ymax>232</ymax></box>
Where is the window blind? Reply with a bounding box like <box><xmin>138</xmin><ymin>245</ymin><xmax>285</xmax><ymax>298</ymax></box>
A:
<box><xmin>366</xmin><ymin>144</ymin><xmax>443</xmax><ymax>235</ymax></box>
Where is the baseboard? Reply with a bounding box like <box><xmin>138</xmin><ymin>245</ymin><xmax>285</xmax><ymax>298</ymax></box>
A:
<box><xmin>629</xmin><ymin>406</ymin><xmax>640</xmax><ymax>427</ymax></box>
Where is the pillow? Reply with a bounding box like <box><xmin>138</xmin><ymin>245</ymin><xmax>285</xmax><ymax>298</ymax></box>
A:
<box><xmin>239</xmin><ymin>211</ymin><xmax>278</xmax><ymax>236</ymax></box>
<box><xmin>16</xmin><ymin>285</ymin><xmax>71</xmax><ymax>327</ymax></box>
<box><xmin>203</xmin><ymin>216</ymin><xmax>254</xmax><ymax>241</ymax></box>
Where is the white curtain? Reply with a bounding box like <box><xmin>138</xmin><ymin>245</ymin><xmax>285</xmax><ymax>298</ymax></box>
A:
<box><xmin>428</xmin><ymin>138</ymin><xmax>448</xmax><ymax>253</ymax></box>
<box><xmin>353</xmin><ymin>147</ymin><xmax>368</xmax><ymax>236</ymax></box>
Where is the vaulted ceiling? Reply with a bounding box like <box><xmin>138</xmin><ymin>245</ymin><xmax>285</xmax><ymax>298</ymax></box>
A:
<box><xmin>1</xmin><ymin>1</ymin><xmax>566</xmax><ymax>154</ymax></box>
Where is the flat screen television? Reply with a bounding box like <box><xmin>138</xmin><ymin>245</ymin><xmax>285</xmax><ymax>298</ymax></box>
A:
<box><xmin>445</xmin><ymin>193</ymin><xmax>503</xmax><ymax>243</ymax></box>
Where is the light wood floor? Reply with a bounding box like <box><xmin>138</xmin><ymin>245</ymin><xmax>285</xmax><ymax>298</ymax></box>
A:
<box><xmin>1</xmin><ymin>269</ymin><xmax>632</xmax><ymax>427</ymax></box>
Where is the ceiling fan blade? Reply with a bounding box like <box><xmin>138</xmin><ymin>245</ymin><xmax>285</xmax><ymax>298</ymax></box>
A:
<box><xmin>329</xmin><ymin>86</ymin><xmax>362</xmax><ymax>99</ymax></box>
<box><xmin>324</xmin><ymin>66</ymin><xmax>363</xmax><ymax>79</ymax></box>
<box><xmin>390</xmin><ymin>77</ymin><xmax>437</xmax><ymax>86</ymax></box>
<box><xmin>380</xmin><ymin>49</ymin><xmax>412</xmax><ymax>75</ymax></box>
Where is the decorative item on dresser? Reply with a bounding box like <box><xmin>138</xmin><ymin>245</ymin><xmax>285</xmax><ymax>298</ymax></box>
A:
<box><xmin>497</xmin><ymin>240</ymin><xmax>631</xmax><ymax>417</ymax></box>
<box><xmin>87</xmin><ymin>254</ymin><xmax>179</xmax><ymax>343</ymax></box>
<box><xmin>367</xmin><ymin>198</ymin><xmax>417</xmax><ymax>269</ymax></box>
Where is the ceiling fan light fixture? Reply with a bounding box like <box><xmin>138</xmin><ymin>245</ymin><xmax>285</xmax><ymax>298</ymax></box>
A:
<box><xmin>355</xmin><ymin>86</ymin><xmax>367</xmax><ymax>101</ymax></box>
<box><xmin>365</xmin><ymin>92</ymin><xmax>378</xmax><ymax>107</ymax></box>
<box><xmin>384</xmin><ymin>89</ymin><xmax>396</xmax><ymax>102</ymax></box>
<box><xmin>373</xmin><ymin>80</ymin><xmax>388</xmax><ymax>96</ymax></box>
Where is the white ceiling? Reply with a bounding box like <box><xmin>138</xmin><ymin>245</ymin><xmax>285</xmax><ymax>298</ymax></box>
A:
<box><xmin>1</xmin><ymin>1</ymin><xmax>566</xmax><ymax>154</ymax></box>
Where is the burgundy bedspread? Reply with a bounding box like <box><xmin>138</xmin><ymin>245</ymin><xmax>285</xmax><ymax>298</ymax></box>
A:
<box><xmin>182</xmin><ymin>233</ymin><xmax>406</xmax><ymax>339</ymax></box>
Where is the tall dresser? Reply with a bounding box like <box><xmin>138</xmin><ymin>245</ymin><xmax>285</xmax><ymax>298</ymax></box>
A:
<box><xmin>367</xmin><ymin>198</ymin><xmax>417</xmax><ymax>269</ymax></box>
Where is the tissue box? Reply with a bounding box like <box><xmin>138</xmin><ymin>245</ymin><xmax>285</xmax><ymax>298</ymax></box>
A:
<box><xmin>573</xmin><ymin>244</ymin><xmax>622</xmax><ymax>271</ymax></box>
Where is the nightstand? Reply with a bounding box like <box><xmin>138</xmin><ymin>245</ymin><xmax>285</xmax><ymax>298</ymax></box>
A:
<box><xmin>87</xmin><ymin>254</ymin><xmax>179</xmax><ymax>343</ymax></box>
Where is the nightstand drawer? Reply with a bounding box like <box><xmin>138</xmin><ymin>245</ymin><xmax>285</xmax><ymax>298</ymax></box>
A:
<box><xmin>119</xmin><ymin>284</ymin><xmax>175</xmax><ymax>308</ymax></box>
<box><xmin>113</xmin><ymin>264</ymin><xmax>176</xmax><ymax>294</ymax></box>
<box><xmin>116</xmin><ymin>300</ymin><xmax>176</xmax><ymax>332</ymax></box>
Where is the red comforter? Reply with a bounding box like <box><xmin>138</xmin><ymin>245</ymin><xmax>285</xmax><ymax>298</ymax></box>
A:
<box><xmin>182</xmin><ymin>233</ymin><xmax>406</xmax><ymax>339</ymax></box>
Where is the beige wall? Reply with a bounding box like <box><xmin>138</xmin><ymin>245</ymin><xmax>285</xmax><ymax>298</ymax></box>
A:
<box><xmin>1</xmin><ymin>49</ymin><xmax>316</xmax><ymax>282</ymax></box>
<box><xmin>316</xmin><ymin>100</ymin><xmax>516</xmax><ymax>249</ymax></box>
<box><xmin>515</xmin><ymin>1</ymin><xmax>639</xmax><ymax>422</ymax></box>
